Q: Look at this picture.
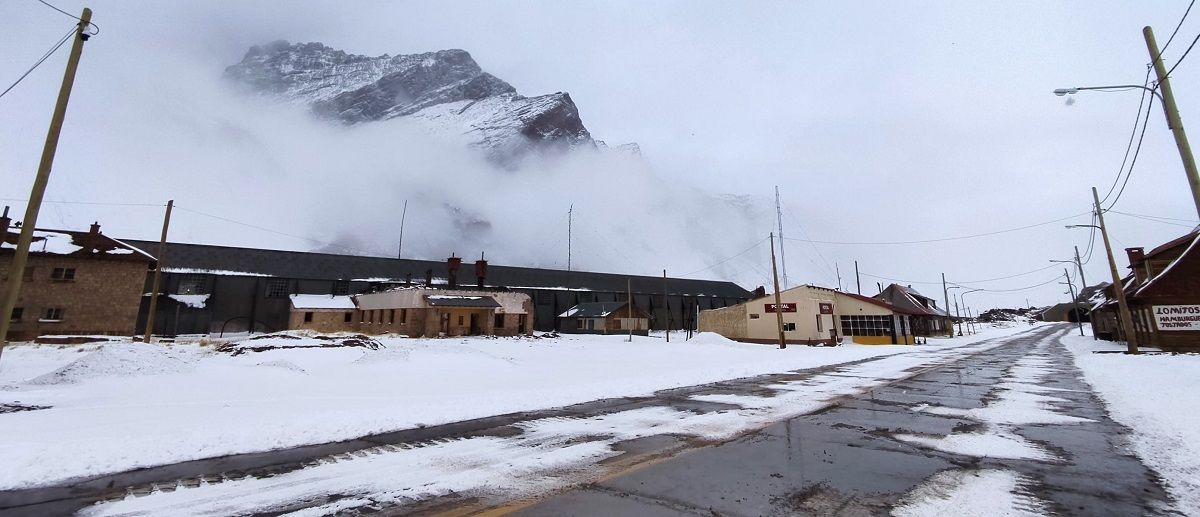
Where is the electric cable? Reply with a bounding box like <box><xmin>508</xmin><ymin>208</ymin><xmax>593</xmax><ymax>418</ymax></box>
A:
<box><xmin>782</xmin><ymin>211</ymin><xmax>1090</xmax><ymax>246</ymax></box>
<box><xmin>0</xmin><ymin>26</ymin><xmax>75</xmax><ymax>101</ymax></box>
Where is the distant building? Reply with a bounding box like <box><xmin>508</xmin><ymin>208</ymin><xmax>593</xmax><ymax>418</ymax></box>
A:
<box><xmin>874</xmin><ymin>284</ymin><xmax>952</xmax><ymax>337</ymax></box>
<box><xmin>288</xmin><ymin>294</ymin><xmax>356</xmax><ymax>333</ymax></box>
<box><xmin>558</xmin><ymin>301</ymin><xmax>649</xmax><ymax>335</ymax></box>
<box><xmin>698</xmin><ymin>285</ymin><xmax>840</xmax><ymax>345</ymax></box>
<box><xmin>121</xmin><ymin>240</ymin><xmax>751</xmax><ymax>336</ymax></box>
<box><xmin>354</xmin><ymin>288</ymin><xmax>532</xmax><ymax>337</ymax></box>
<box><xmin>1093</xmin><ymin>230</ymin><xmax>1200</xmax><ymax>350</ymax></box>
<box><xmin>1</xmin><ymin>219</ymin><xmax>155</xmax><ymax>342</ymax></box>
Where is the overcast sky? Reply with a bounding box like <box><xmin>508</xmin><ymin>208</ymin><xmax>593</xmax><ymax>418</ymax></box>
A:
<box><xmin>3</xmin><ymin>1</ymin><xmax>1199</xmax><ymax>310</ymax></box>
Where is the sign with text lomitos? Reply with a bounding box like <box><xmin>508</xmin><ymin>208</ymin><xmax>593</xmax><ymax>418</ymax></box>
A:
<box><xmin>1153</xmin><ymin>305</ymin><xmax>1200</xmax><ymax>331</ymax></box>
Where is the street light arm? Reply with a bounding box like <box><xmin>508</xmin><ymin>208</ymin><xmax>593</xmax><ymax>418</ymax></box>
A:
<box><xmin>1054</xmin><ymin>84</ymin><xmax>1165</xmax><ymax>104</ymax></box>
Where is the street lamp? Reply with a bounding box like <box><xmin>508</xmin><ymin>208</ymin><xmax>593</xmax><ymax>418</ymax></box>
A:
<box><xmin>1066</xmin><ymin>186</ymin><xmax>1139</xmax><ymax>354</ymax></box>
<box><xmin>960</xmin><ymin>289</ymin><xmax>983</xmax><ymax>335</ymax></box>
<box><xmin>947</xmin><ymin>286</ymin><xmax>964</xmax><ymax>336</ymax></box>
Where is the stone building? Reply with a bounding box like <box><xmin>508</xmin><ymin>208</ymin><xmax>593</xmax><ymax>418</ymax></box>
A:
<box><xmin>288</xmin><ymin>294</ymin><xmax>357</xmax><ymax>333</ymax></box>
<box><xmin>286</xmin><ymin>288</ymin><xmax>533</xmax><ymax>337</ymax></box>
<box><xmin>874</xmin><ymin>284</ymin><xmax>952</xmax><ymax>337</ymax></box>
<box><xmin>2</xmin><ymin>220</ymin><xmax>155</xmax><ymax>342</ymax></box>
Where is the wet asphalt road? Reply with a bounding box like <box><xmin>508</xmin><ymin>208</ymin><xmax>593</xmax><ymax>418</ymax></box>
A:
<box><xmin>512</xmin><ymin>325</ymin><xmax>1174</xmax><ymax>516</ymax></box>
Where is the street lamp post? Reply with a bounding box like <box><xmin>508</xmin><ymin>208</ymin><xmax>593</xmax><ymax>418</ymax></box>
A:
<box><xmin>1052</xmin><ymin>257</ymin><xmax>1091</xmax><ymax>338</ymax></box>
<box><xmin>1067</xmin><ymin>186</ymin><xmax>1139</xmax><ymax>353</ymax></box>
<box><xmin>960</xmin><ymin>289</ymin><xmax>983</xmax><ymax>335</ymax></box>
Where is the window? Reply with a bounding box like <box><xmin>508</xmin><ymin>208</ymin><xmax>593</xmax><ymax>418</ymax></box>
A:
<box><xmin>839</xmin><ymin>315</ymin><xmax>895</xmax><ymax>337</ymax></box>
<box><xmin>9</xmin><ymin>307</ymin><xmax>23</xmax><ymax>323</ymax></box>
<box><xmin>613</xmin><ymin>318</ymin><xmax>622</xmax><ymax>330</ymax></box>
<box><xmin>178</xmin><ymin>274</ymin><xmax>209</xmax><ymax>295</ymax></box>
<box><xmin>333</xmin><ymin>280</ymin><xmax>350</xmax><ymax>296</ymax></box>
<box><xmin>368</xmin><ymin>311</ymin><xmax>374</xmax><ymax>324</ymax></box>
<box><xmin>495</xmin><ymin>314</ymin><xmax>505</xmax><ymax>328</ymax></box>
<box><xmin>303</xmin><ymin>312</ymin><xmax>313</xmax><ymax>323</ymax></box>
<box><xmin>782</xmin><ymin>322</ymin><xmax>796</xmax><ymax>331</ymax></box>
<box><xmin>359</xmin><ymin>310</ymin><xmax>366</xmax><ymax>323</ymax></box>
<box><xmin>815</xmin><ymin>315</ymin><xmax>823</xmax><ymax>332</ymax></box>
<box><xmin>344</xmin><ymin>312</ymin><xmax>353</xmax><ymax>323</ymax></box>
<box><xmin>400</xmin><ymin>309</ymin><xmax>407</xmax><ymax>324</ymax></box>
<box><xmin>41</xmin><ymin>307</ymin><xmax>65</xmax><ymax>322</ymax></box>
<box><xmin>389</xmin><ymin>309</ymin><xmax>395</xmax><ymax>324</ymax></box>
<box><xmin>50</xmin><ymin>267</ymin><xmax>76</xmax><ymax>281</ymax></box>
<box><xmin>749</xmin><ymin>313</ymin><xmax>760</xmax><ymax>319</ymax></box>
<box><xmin>23</xmin><ymin>266</ymin><xmax>35</xmax><ymax>281</ymax></box>
<box><xmin>265</xmin><ymin>279</ymin><xmax>289</xmax><ymax>298</ymax></box>
<box><xmin>458</xmin><ymin>315</ymin><xmax>464</xmax><ymax>325</ymax></box>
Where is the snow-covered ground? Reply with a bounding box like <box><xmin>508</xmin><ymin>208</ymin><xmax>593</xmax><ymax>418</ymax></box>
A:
<box><xmin>1063</xmin><ymin>331</ymin><xmax>1200</xmax><ymax>515</ymax></box>
<box><xmin>0</xmin><ymin>324</ymin><xmax>1034</xmax><ymax>491</ymax></box>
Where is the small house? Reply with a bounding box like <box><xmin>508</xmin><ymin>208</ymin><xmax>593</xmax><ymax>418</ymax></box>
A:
<box><xmin>558</xmin><ymin>301</ymin><xmax>650</xmax><ymax>335</ymax></box>
<box><xmin>289</xmin><ymin>294</ymin><xmax>357</xmax><ymax>333</ymax></box>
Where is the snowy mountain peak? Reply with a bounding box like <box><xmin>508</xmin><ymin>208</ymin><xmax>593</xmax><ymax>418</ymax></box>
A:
<box><xmin>225</xmin><ymin>41</ymin><xmax>600</xmax><ymax>164</ymax></box>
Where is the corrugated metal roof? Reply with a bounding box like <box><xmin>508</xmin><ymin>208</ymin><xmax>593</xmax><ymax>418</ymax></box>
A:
<box><xmin>119</xmin><ymin>240</ymin><xmax>751</xmax><ymax>298</ymax></box>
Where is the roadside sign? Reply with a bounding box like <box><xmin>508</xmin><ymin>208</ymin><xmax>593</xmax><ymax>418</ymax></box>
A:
<box><xmin>1153</xmin><ymin>305</ymin><xmax>1200</xmax><ymax>331</ymax></box>
<box><xmin>765</xmin><ymin>303</ymin><xmax>797</xmax><ymax>313</ymax></box>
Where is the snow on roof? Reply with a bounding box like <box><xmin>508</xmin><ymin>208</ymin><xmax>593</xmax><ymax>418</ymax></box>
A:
<box><xmin>290</xmin><ymin>294</ymin><xmax>356</xmax><ymax>310</ymax></box>
<box><xmin>167</xmin><ymin>294</ymin><xmax>209</xmax><ymax>309</ymax></box>
<box><xmin>427</xmin><ymin>295</ymin><xmax>484</xmax><ymax>300</ymax></box>
<box><xmin>163</xmin><ymin>267</ymin><xmax>272</xmax><ymax>277</ymax></box>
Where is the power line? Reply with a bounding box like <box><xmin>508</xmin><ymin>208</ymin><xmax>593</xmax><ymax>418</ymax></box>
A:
<box><xmin>1105</xmin><ymin>92</ymin><xmax>1156</xmax><ymax>211</ymax></box>
<box><xmin>859</xmin><ymin>262</ymin><xmax>1060</xmax><ymax>286</ymax></box>
<box><xmin>0</xmin><ymin>25</ymin><xmax>75</xmax><ymax>101</ymax></box>
<box><xmin>1109</xmin><ymin>209</ymin><xmax>1200</xmax><ymax>228</ymax></box>
<box><xmin>681</xmin><ymin>236</ymin><xmax>770</xmax><ymax>277</ymax></box>
<box><xmin>1160</xmin><ymin>0</ymin><xmax>1196</xmax><ymax>56</ymax></box>
<box><xmin>32</xmin><ymin>0</ymin><xmax>100</xmax><ymax>35</ymax></box>
<box><xmin>1109</xmin><ymin>209</ymin><xmax>1200</xmax><ymax>223</ymax></box>
<box><xmin>952</xmin><ymin>275</ymin><xmax>1064</xmax><ymax>293</ymax></box>
<box><xmin>1100</xmin><ymin>67</ymin><xmax>1153</xmax><ymax>206</ymax></box>
<box><xmin>1164</xmin><ymin>31</ymin><xmax>1200</xmax><ymax>81</ymax></box>
<box><xmin>0</xmin><ymin>197</ymin><xmax>166</xmax><ymax>207</ymax></box>
<box><xmin>781</xmin><ymin>212</ymin><xmax>1090</xmax><ymax>246</ymax></box>
<box><xmin>173</xmin><ymin>206</ymin><xmax>390</xmax><ymax>257</ymax></box>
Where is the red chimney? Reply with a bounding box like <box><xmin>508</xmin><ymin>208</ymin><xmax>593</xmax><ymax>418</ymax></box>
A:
<box><xmin>475</xmin><ymin>252</ymin><xmax>488</xmax><ymax>288</ymax></box>
<box><xmin>1125</xmin><ymin>247</ymin><xmax>1145</xmax><ymax>268</ymax></box>
<box><xmin>447</xmin><ymin>254</ymin><xmax>462</xmax><ymax>288</ymax></box>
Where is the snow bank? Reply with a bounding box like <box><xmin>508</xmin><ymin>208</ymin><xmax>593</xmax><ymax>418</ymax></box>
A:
<box><xmin>1063</xmin><ymin>332</ymin><xmax>1200</xmax><ymax>515</ymax></box>
<box><xmin>0</xmin><ymin>325</ymin><xmax>1034</xmax><ymax>490</ymax></box>
<box><xmin>28</xmin><ymin>344</ymin><xmax>199</xmax><ymax>385</ymax></box>
<box><xmin>892</xmin><ymin>469</ymin><xmax>1048</xmax><ymax>517</ymax></box>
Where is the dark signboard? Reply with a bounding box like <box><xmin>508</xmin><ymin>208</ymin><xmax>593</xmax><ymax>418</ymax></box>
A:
<box><xmin>765</xmin><ymin>303</ymin><xmax>797</xmax><ymax>313</ymax></box>
<box><xmin>819</xmin><ymin>302</ymin><xmax>834</xmax><ymax>314</ymax></box>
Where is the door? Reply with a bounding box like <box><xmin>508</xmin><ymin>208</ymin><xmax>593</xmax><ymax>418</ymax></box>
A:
<box><xmin>469</xmin><ymin>313</ymin><xmax>480</xmax><ymax>335</ymax></box>
<box><xmin>440</xmin><ymin>312</ymin><xmax>449</xmax><ymax>334</ymax></box>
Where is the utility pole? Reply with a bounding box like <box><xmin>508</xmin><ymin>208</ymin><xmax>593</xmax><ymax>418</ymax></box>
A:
<box><xmin>567</xmin><ymin>204</ymin><xmax>573</xmax><ymax>286</ymax></box>
<box><xmin>1062</xmin><ymin>267</ymin><xmax>1085</xmax><ymax>337</ymax></box>
<box><xmin>941</xmin><ymin>273</ymin><xmax>952</xmax><ymax>337</ymax></box>
<box><xmin>143</xmin><ymin>200</ymin><xmax>173</xmax><ymax>343</ymax></box>
<box><xmin>1073</xmin><ymin>245</ymin><xmax>1088</xmax><ymax>290</ymax></box>
<box><xmin>769</xmin><ymin>232</ymin><xmax>786</xmax><ymax>349</ymax></box>
<box><xmin>397</xmin><ymin>199</ymin><xmax>407</xmax><ymax>259</ymax></box>
<box><xmin>854</xmin><ymin>260</ymin><xmax>861</xmax><ymax>295</ymax></box>
<box><xmin>0</xmin><ymin>8</ymin><xmax>93</xmax><ymax>362</ymax></box>
<box><xmin>627</xmin><ymin>278</ymin><xmax>633</xmax><ymax>343</ymax></box>
<box><xmin>952</xmin><ymin>293</ymin><xmax>962</xmax><ymax>337</ymax></box>
<box><xmin>663</xmin><ymin>269</ymin><xmax>669</xmax><ymax>342</ymax></box>
<box><xmin>1093</xmin><ymin>186</ymin><xmax>1139</xmax><ymax>353</ymax></box>
<box><xmin>1144</xmin><ymin>26</ymin><xmax>1200</xmax><ymax>219</ymax></box>
<box><xmin>774</xmin><ymin>187</ymin><xmax>788</xmax><ymax>288</ymax></box>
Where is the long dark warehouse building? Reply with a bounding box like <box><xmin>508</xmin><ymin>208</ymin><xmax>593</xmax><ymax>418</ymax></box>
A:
<box><xmin>121</xmin><ymin>240</ymin><xmax>753</xmax><ymax>335</ymax></box>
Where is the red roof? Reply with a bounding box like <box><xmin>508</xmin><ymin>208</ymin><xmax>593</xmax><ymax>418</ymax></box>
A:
<box><xmin>840</xmin><ymin>291</ymin><xmax>924</xmax><ymax>315</ymax></box>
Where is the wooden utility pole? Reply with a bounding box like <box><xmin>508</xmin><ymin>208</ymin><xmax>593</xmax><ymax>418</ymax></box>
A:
<box><xmin>143</xmin><ymin>200</ymin><xmax>173</xmax><ymax>343</ymax></box>
<box><xmin>1063</xmin><ymin>267</ymin><xmax>1085</xmax><ymax>337</ymax></box>
<box><xmin>662</xmin><ymin>269</ymin><xmax>669</xmax><ymax>342</ymax></box>
<box><xmin>854</xmin><ymin>260</ymin><xmax>861</xmax><ymax>295</ymax></box>
<box><xmin>627</xmin><ymin>278</ymin><xmax>633</xmax><ymax>342</ymax></box>
<box><xmin>1144</xmin><ymin>26</ymin><xmax>1200</xmax><ymax>220</ymax></box>
<box><xmin>0</xmin><ymin>9</ymin><xmax>93</xmax><ymax>362</ymax></box>
<box><xmin>1093</xmin><ymin>186</ymin><xmax>1139</xmax><ymax>353</ymax></box>
<box><xmin>769</xmin><ymin>233</ymin><xmax>786</xmax><ymax>349</ymax></box>
<box><xmin>941</xmin><ymin>273</ymin><xmax>952</xmax><ymax>337</ymax></box>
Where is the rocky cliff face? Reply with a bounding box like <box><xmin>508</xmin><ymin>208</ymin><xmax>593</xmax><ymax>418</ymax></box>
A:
<box><xmin>225</xmin><ymin>41</ymin><xmax>600</xmax><ymax>164</ymax></box>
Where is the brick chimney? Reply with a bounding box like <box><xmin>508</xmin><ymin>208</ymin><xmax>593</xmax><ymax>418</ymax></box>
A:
<box><xmin>475</xmin><ymin>252</ymin><xmax>488</xmax><ymax>289</ymax></box>
<box><xmin>89</xmin><ymin>221</ymin><xmax>101</xmax><ymax>235</ymax></box>
<box><xmin>0</xmin><ymin>206</ymin><xmax>11</xmax><ymax>239</ymax></box>
<box><xmin>447</xmin><ymin>254</ymin><xmax>462</xmax><ymax>289</ymax></box>
<box><xmin>1126</xmin><ymin>247</ymin><xmax>1147</xmax><ymax>283</ymax></box>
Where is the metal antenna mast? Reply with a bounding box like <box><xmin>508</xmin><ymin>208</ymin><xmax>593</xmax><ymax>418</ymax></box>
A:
<box><xmin>775</xmin><ymin>186</ymin><xmax>788</xmax><ymax>288</ymax></box>
<box><xmin>567</xmin><ymin>204</ymin><xmax>573</xmax><ymax>279</ymax></box>
<box><xmin>397</xmin><ymin>199</ymin><xmax>408</xmax><ymax>259</ymax></box>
